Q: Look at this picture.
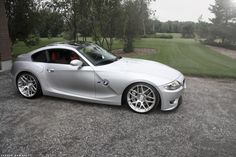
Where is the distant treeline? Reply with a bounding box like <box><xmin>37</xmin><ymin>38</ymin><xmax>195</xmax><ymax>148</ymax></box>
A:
<box><xmin>4</xmin><ymin>0</ymin><xmax>236</xmax><ymax>51</ymax></box>
<box><xmin>144</xmin><ymin>20</ymin><xmax>193</xmax><ymax>34</ymax></box>
<box><xmin>142</xmin><ymin>20</ymin><xmax>196</xmax><ymax>38</ymax></box>
<box><xmin>4</xmin><ymin>0</ymin><xmax>155</xmax><ymax>52</ymax></box>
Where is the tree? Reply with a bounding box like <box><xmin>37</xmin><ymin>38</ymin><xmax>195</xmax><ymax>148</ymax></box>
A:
<box><xmin>90</xmin><ymin>0</ymin><xmax>123</xmax><ymax>51</ymax></box>
<box><xmin>51</xmin><ymin>0</ymin><xmax>91</xmax><ymax>41</ymax></box>
<box><xmin>5</xmin><ymin>0</ymin><xmax>37</xmax><ymax>44</ymax></box>
<box><xmin>4</xmin><ymin>0</ymin><xmax>154</xmax><ymax>52</ymax></box>
<box><xmin>209</xmin><ymin>0</ymin><xmax>236</xmax><ymax>44</ymax></box>
<box><xmin>122</xmin><ymin>0</ymin><xmax>152</xmax><ymax>52</ymax></box>
<box><xmin>122</xmin><ymin>0</ymin><xmax>139</xmax><ymax>52</ymax></box>
<box><xmin>0</xmin><ymin>0</ymin><xmax>12</xmax><ymax>63</ymax></box>
<box><xmin>181</xmin><ymin>22</ymin><xmax>195</xmax><ymax>38</ymax></box>
<box><xmin>196</xmin><ymin>15</ymin><xmax>212</xmax><ymax>39</ymax></box>
<box><xmin>36</xmin><ymin>9</ymin><xmax>64</xmax><ymax>37</ymax></box>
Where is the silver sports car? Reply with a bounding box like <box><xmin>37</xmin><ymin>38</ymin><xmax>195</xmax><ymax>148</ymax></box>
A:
<box><xmin>11</xmin><ymin>42</ymin><xmax>186</xmax><ymax>113</ymax></box>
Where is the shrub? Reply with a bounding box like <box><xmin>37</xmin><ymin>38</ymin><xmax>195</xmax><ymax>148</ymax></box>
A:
<box><xmin>201</xmin><ymin>39</ymin><xmax>236</xmax><ymax>50</ymax></box>
<box><xmin>24</xmin><ymin>34</ymin><xmax>40</xmax><ymax>47</ymax></box>
<box><xmin>156</xmin><ymin>34</ymin><xmax>173</xmax><ymax>39</ymax></box>
<box><xmin>62</xmin><ymin>32</ymin><xmax>71</xmax><ymax>40</ymax></box>
<box><xmin>141</xmin><ymin>34</ymin><xmax>173</xmax><ymax>39</ymax></box>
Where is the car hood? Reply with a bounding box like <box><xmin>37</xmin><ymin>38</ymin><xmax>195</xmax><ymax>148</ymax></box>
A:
<box><xmin>96</xmin><ymin>57</ymin><xmax>181</xmax><ymax>81</ymax></box>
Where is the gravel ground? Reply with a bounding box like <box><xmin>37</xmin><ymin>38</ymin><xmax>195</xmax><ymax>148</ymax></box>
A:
<box><xmin>0</xmin><ymin>72</ymin><xmax>236</xmax><ymax>157</ymax></box>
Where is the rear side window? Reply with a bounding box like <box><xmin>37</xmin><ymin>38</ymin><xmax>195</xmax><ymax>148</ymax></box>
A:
<box><xmin>48</xmin><ymin>49</ymin><xmax>80</xmax><ymax>64</ymax></box>
<box><xmin>32</xmin><ymin>50</ymin><xmax>47</xmax><ymax>62</ymax></box>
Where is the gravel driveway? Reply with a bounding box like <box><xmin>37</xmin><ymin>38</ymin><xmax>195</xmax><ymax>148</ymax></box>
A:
<box><xmin>0</xmin><ymin>72</ymin><xmax>236</xmax><ymax>157</ymax></box>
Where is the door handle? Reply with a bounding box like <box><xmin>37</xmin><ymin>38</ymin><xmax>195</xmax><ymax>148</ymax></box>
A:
<box><xmin>47</xmin><ymin>69</ymin><xmax>55</xmax><ymax>73</ymax></box>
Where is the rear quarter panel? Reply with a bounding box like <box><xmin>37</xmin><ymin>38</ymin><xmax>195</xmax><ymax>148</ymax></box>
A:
<box><xmin>11</xmin><ymin>61</ymin><xmax>45</xmax><ymax>89</ymax></box>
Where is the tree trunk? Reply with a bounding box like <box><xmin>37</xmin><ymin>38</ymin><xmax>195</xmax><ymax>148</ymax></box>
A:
<box><xmin>73</xmin><ymin>18</ymin><xmax>77</xmax><ymax>42</ymax></box>
<box><xmin>72</xmin><ymin>0</ymin><xmax>77</xmax><ymax>42</ymax></box>
<box><xmin>0</xmin><ymin>0</ymin><xmax>12</xmax><ymax>71</ymax></box>
<box><xmin>0</xmin><ymin>0</ymin><xmax>12</xmax><ymax>61</ymax></box>
<box><xmin>123</xmin><ymin>36</ymin><xmax>133</xmax><ymax>53</ymax></box>
<box><xmin>143</xmin><ymin>19</ymin><xmax>146</xmax><ymax>36</ymax></box>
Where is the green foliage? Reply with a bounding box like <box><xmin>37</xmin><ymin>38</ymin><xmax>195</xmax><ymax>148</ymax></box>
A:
<box><xmin>198</xmin><ymin>0</ymin><xmax>236</xmax><ymax>46</ymax></box>
<box><xmin>62</xmin><ymin>32</ymin><xmax>71</xmax><ymax>40</ymax></box>
<box><xmin>24</xmin><ymin>34</ymin><xmax>40</xmax><ymax>47</ymax></box>
<box><xmin>51</xmin><ymin>0</ymin><xmax>91</xmax><ymax>41</ymax></box>
<box><xmin>151</xmin><ymin>20</ymin><xmax>193</xmax><ymax>34</ymax></box>
<box><xmin>196</xmin><ymin>18</ymin><xmax>211</xmax><ymax>39</ymax></box>
<box><xmin>36</xmin><ymin>9</ymin><xmax>64</xmax><ymax>38</ymax></box>
<box><xmin>181</xmin><ymin>23</ymin><xmax>195</xmax><ymax>38</ymax></box>
<box><xmin>122</xmin><ymin>0</ymin><xmax>140</xmax><ymax>52</ymax></box>
<box><xmin>5</xmin><ymin>0</ymin><xmax>153</xmax><ymax>51</ymax></box>
<box><xmin>90</xmin><ymin>0</ymin><xmax>123</xmax><ymax>51</ymax></box>
<box><xmin>5</xmin><ymin>0</ymin><xmax>38</xmax><ymax>44</ymax></box>
<box><xmin>122</xmin><ymin>0</ymin><xmax>152</xmax><ymax>52</ymax></box>
<box><xmin>202</xmin><ymin>39</ymin><xmax>236</xmax><ymax>50</ymax></box>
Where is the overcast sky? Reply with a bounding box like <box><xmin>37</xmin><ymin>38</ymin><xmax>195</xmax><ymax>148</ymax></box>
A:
<box><xmin>150</xmin><ymin>0</ymin><xmax>215</xmax><ymax>22</ymax></box>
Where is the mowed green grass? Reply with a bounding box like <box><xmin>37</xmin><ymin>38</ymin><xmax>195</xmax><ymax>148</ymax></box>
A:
<box><xmin>12</xmin><ymin>37</ymin><xmax>236</xmax><ymax>78</ymax></box>
<box><xmin>132</xmin><ymin>38</ymin><xmax>236</xmax><ymax>78</ymax></box>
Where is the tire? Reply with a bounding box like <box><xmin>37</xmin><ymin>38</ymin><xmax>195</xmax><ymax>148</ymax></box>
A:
<box><xmin>16</xmin><ymin>72</ymin><xmax>42</xmax><ymax>98</ymax></box>
<box><xmin>124</xmin><ymin>83</ymin><xmax>160</xmax><ymax>113</ymax></box>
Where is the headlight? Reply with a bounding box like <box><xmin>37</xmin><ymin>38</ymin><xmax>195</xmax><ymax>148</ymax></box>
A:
<box><xmin>164</xmin><ymin>80</ymin><xmax>181</xmax><ymax>90</ymax></box>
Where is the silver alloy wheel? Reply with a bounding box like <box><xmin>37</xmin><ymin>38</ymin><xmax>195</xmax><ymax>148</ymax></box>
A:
<box><xmin>127</xmin><ymin>84</ymin><xmax>157</xmax><ymax>113</ymax></box>
<box><xmin>17</xmin><ymin>74</ymin><xmax>38</xmax><ymax>98</ymax></box>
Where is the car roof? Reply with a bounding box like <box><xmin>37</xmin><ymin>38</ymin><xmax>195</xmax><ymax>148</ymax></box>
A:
<box><xmin>46</xmin><ymin>41</ymin><xmax>93</xmax><ymax>48</ymax></box>
<box><xmin>17</xmin><ymin>41</ymin><xmax>95</xmax><ymax>66</ymax></box>
<box><xmin>27</xmin><ymin>41</ymin><xmax>93</xmax><ymax>55</ymax></box>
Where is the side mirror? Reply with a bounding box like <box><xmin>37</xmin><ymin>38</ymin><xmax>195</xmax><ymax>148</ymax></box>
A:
<box><xmin>70</xmin><ymin>59</ymin><xmax>83</xmax><ymax>68</ymax></box>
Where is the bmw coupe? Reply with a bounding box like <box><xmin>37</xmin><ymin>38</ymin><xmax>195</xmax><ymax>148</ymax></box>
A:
<box><xmin>11</xmin><ymin>42</ymin><xmax>186</xmax><ymax>113</ymax></box>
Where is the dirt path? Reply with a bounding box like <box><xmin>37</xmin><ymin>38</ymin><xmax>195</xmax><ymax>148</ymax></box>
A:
<box><xmin>207</xmin><ymin>45</ymin><xmax>236</xmax><ymax>59</ymax></box>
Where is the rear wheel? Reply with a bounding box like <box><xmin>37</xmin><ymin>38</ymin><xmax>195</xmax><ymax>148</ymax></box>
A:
<box><xmin>125</xmin><ymin>83</ymin><xmax>159</xmax><ymax>113</ymax></box>
<box><xmin>17</xmin><ymin>72</ymin><xmax>42</xmax><ymax>98</ymax></box>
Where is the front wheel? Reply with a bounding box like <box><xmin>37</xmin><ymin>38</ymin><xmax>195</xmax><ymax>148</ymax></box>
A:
<box><xmin>125</xmin><ymin>83</ymin><xmax>160</xmax><ymax>113</ymax></box>
<box><xmin>16</xmin><ymin>72</ymin><xmax>42</xmax><ymax>98</ymax></box>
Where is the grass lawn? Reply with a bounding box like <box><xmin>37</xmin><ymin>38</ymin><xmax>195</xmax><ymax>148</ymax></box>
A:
<box><xmin>12</xmin><ymin>37</ymin><xmax>236</xmax><ymax>78</ymax></box>
<box><xmin>132</xmin><ymin>38</ymin><xmax>236</xmax><ymax>78</ymax></box>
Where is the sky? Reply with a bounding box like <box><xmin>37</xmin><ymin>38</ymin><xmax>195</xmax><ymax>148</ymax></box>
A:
<box><xmin>150</xmin><ymin>0</ymin><xmax>215</xmax><ymax>22</ymax></box>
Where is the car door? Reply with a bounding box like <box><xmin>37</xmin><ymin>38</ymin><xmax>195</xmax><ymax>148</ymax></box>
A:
<box><xmin>45</xmin><ymin>48</ymin><xmax>95</xmax><ymax>98</ymax></box>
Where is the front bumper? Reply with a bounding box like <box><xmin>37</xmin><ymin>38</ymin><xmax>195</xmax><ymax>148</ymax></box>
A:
<box><xmin>159</xmin><ymin>75</ymin><xmax>186</xmax><ymax>111</ymax></box>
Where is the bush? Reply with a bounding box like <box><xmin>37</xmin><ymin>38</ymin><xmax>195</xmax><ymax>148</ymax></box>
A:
<box><xmin>62</xmin><ymin>32</ymin><xmax>71</xmax><ymax>40</ymax></box>
<box><xmin>141</xmin><ymin>34</ymin><xmax>173</xmax><ymax>39</ymax></box>
<box><xmin>24</xmin><ymin>34</ymin><xmax>40</xmax><ymax>47</ymax></box>
<box><xmin>201</xmin><ymin>39</ymin><xmax>236</xmax><ymax>50</ymax></box>
<box><xmin>156</xmin><ymin>34</ymin><xmax>173</xmax><ymax>39</ymax></box>
<box><xmin>182</xmin><ymin>34</ymin><xmax>195</xmax><ymax>39</ymax></box>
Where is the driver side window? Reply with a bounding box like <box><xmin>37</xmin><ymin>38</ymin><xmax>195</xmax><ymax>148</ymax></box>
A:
<box><xmin>48</xmin><ymin>49</ymin><xmax>80</xmax><ymax>64</ymax></box>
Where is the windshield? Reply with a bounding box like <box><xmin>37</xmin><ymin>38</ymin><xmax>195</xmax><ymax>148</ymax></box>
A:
<box><xmin>77</xmin><ymin>44</ymin><xmax>120</xmax><ymax>66</ymax></box>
